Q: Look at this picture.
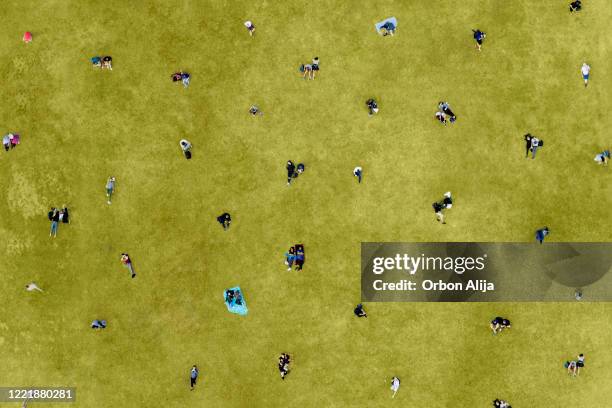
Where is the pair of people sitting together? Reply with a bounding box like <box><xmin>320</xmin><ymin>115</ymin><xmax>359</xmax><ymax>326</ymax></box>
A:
<box><xmin>435</xmin><ymin>101</ymin><xmax>456</xmax><ymax>125</ymax></box>
<box><xmin>171</xmin><ymin>71</ymin><xmax>190</xmax><ymax>87</ymax></box>
<box><xmin>284</xmin><ymin>244</ymin><xmax>305</xmax><ymax>271</ymax></box>
<box><xmin>490</xmin><ymin>316</ymin><xmax>511</xmax><ymax>334</ymax></box>
<box><xmin>2</xmin><ymin>133</ymin><xmax>20</xmax><ymax>151</ymax></box>
<box><xmin>91</xmin><ymin>56</ymin><xmax>112</xmax><ymax>70</ymax></box>
<box><xmin>366</xmin><ymin>99</ymin><xmax>379</xmax><ymax>116</ymax></box>
<box><xmin>569</xmin><ymin>0</ymin><xmax>582</xmax><ymax>12</ymax></box>
<box><xmin>286</xmin><ymin>161</ymin><xmax>305</xmax><ymax>185</ymax></box>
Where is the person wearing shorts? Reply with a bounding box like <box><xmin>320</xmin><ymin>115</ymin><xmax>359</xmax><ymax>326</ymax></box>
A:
<box><xmin>312</xmin><ymin>57</ymin><xmax>319</xmax><ymax>79</ymax></box>
<box><xmin>581</xmin><ymin>62</ymin><xmax>590</xmax><ymax>87</ymax></box>
<box><xmin>244</xmin><ymin>21</ymin><xmax>255</xmax><ymax>36</ymax></box>
<box><xmin>473</xmin><ymin>29</ymin><xmax>486</xmax><ymax>51</ymax></box>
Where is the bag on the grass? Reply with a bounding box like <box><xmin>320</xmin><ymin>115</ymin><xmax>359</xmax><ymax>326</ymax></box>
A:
<box><xmin>538</xmin><ymin>140</ymin><xmax>543</xmax><ymax>147</ymax></box>
<box><xmin>299</xmin><ymin>64</ymin><xmax>305</xmax><ymax>73</ymax></box>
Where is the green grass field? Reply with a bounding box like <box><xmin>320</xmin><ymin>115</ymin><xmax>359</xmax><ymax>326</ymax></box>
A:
<box><xmin>1</xmin><ymin>1</ymin><xmax>611</xmax><ymax>406</ymax></box>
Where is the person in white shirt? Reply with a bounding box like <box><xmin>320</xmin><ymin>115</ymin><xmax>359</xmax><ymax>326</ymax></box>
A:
<box><xmin>25</xmin><ymin>282</ymin><xmax>43</xmax><ymax>292</ymax></box>
<box><xmin>581</xmin><ymin>62</ymin><xmax>591</xmax><ymax>87</ymax></box>
<box><xmin>244</xmin><ymin>21</ymin><xmax>255</xmax><ymax>36</ymax></box>
<box><xmin>390</xmin><ymin>376</ymin><xmax>400</xmax><ymax>398</ymax></box>
<box><xmin>353</xmin><ymin>166</ymin><xmax>362</xmax><ymax>183</ymax></box>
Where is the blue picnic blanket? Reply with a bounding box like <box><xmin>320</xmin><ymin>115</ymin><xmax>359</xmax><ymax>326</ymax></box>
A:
<box><xmin>375</xmin><ymin>17</ymin><xmax>397</xmax><ymax>34</ymax></box>
<box><xmin>224</xmin><ymin>286</ymin><xmax>248</xmax><ymax>315</ymax></box>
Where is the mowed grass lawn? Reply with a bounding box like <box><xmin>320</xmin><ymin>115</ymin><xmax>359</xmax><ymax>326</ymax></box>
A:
<box><xmin>1</xmin><ymin>1</ymin><xmax>611</xmax><ymax>407</ymax></box>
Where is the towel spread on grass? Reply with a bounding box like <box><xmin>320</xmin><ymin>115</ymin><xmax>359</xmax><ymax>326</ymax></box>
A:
<box><xmin>375</xmin><ymin>17</ymin><xmax>397</xmax><ymax>34</ymax></box>
<box><xmin>224</xmin><ymin>286</ymin><xmax>248</xmax><ymax>315</ymax></box>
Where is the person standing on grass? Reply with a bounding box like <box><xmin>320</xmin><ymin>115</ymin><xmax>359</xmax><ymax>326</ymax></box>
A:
<box><xmin>25</xmin><ymin>282</ymin><xmax>43</xmax><ymax>292</ymax></box>
<box><xmin>353</xmin><ymin>166</ymin><xmax>363</xmax><ymax>183</ymax></box>
<box><xmin>536</xmin><ymin>226</ymin><xmax>550</xmax><ymax>244</ymax></box>
<box><xmin>311</xmin><ymin>57</ymin><xmax>320</xmax><ymax>79</ymax></box>
<box><xmin>576</xmin><ymin>354</ymin><xmax>585</xmax><ymax>375</ymax></box>
<box><xmin>581</xmin><ymin>62</ymin><xmax>590</xmax><ymax>87</ymax></box>
<box><xmin>190</xmin><ymin>365</ymin><xmax>199</xmax><ymax>390</ymax></box>
<box><xmin>106</xmin><ymin>177</ymin><xmax>116</xmax><ymax>204</ymax></box>
<box><xmin>244</xmin><ymin>20</ymin><xmax>255</xmax><ymax>36</ymax></box>
<box><xmin>390</xmin><ymin>376</ymin><xmax>400</xmax><ymax>398</ymax></box>
<box><xmin>473</xmin><ymin>29</ymin><xmax>486</xmax><ymax>51</ymax></box>
<box><xmin>121</xmin><ymin>253</ymin><xmax>136</xmax><ymax>278</ymax></box>
<box><xmin>594</xmin><ymin>149</ymin><xmax>610</xmax><ymax>165</ymax></box>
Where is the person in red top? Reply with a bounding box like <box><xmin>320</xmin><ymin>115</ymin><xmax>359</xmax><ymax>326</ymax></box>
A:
<box><xmin>121</xmin><ymin>253</ymin><xmax>135</xmax><ymax>278</ymax></box>
<box><xmin>23</xmin><ymin>32</ymin><xmax>32</xmax><ymax>43</ymax></box>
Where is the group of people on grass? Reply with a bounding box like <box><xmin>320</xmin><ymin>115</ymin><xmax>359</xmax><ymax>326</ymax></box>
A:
<box><xmin>565</xmin><ymin>353</ymin><xmax>586</xmax><ymax>376</ymax></box>
<box><xmin>278</xmin><ymin>353</ymin><xmax>292</xmax><ymax>379</ymax></box>
<box><xmin>434</xmin><ymin>101</ymin><xmax>457</xmax><ymax>125</ymax></box>
<box><xmin>3</xmin><ymin>133</ymin><xmax>20</xmax><ymax>151</ymax></box>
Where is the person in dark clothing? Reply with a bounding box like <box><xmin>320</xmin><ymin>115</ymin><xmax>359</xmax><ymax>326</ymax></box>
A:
<box><xmin>569</xmin><ymin>0</ymin><xmax>582</xmax><ymax>12</ymax></box>
<box><xmin>217</xmin><ymin>213</ymin><xmax>231</xmax><ymax>230</ymax></box>
<box><xmin>294</xmin><ymin>244</ymin><xmax>305</xmax><ymax>270</ymax></box>
<box><xmin>60</xmin><ymin>206</ymin><xmax>70</xmax><ymax>224</ymax></box>
<box><xmin>473</xmin><ymin>29</ymin><xmax>486</xmax><ymax>51</ymax></box>
<box><xmin>91</xmin><ymin>319</ymin><xmax>107</xmax><ymax>329</ymax></box>
<box><xmin>536</xmin><ymin>226</ymin><xmax>550</xmax><ymax>244</ymax></box>
<box><xmin>354</xmin><ymin>304</ymin><xmax>367</xmax><ymax>317</ymax></box>
<box><xmin>296</xmin><ymin>163</ymin><xmax>305</xmax><ymax>175</ymax></box>
<box><xmin>381</xmin><ymin>21</ymin><xmax>396</xmax><ymax>36</ymax></box>
<box><xmin>49</xmin><ymin>208</ymin><xmax>60</xmax><ymax>237</ymax></box>
<box><xmin>102</xmin><ymin>56</ymin><xmax>112</xmax><ymax>70</ymax></box>
<box><xmin>366</xmin><ymin>98</ymin><xmax>379</xmax><ymax>116</ymax></box>
<box><xmin>190</xmin><ymin>365</ymin><xmax>199</xmax><ymax>390</ymax></box>
<box><xmin>524</xmin><ymin>133</ymin><xmax>533</xmax><ymax>158</ymax></box>
<box><xmin>286</xmin><ymin>161</ymin><xmax>296</xmax><ymax>185</ymax></box>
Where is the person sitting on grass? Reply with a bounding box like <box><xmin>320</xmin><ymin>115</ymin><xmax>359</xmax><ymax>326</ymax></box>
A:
<box><xmin>217</xmin><ymin>212</ymin><xmax>231</xmax><ymax>230</ymax></box>
<box><xmin>536</xmin><ymin>226</ymin><xmax>550</xmax><ymax>244</ymax></box>
<box><xmin>493</xmin><ymin>399</ymin><xmax>512</xmax><ymax>408</ymax></box>
<box><xmin>366</xmin><ymin>98</ymin><xmax>379</xmax><ymax>116</ymax></box>
<box><xmin>171</xmin><ymin>72</ymin><xmax>182</xmax><ymax>82</ymax></box>
<box><xmin>354</xmin><ymin>304</ymin><xmax>367</xmax><ymax>318</ymax></box>
<box><xmin>249</xmin><ymin>105</ymin><xmax>263</xmax><ymax>116</ymax></box>
<box><xmin>102</xmin><ymin>56</ymin><xmax>113</xmax><ymax>70</ymax></box>
<box><xmin>180</xmin><ymin>139</ymin><xmax>192</xmax><ymax>159</ymax></box>
<box><xmin>490</xmin><ymin>317</ymin><xmax>511</xmax><ymax>334</ymax></box>
<box><xmin>576</xmin><ymin>353</ymin><xmax>585</xmax><ymax>375</ymax></box>
<box><xmin>594</xmin><ymin>149</ymin><xmax>610</xmax><ymax>165</ymax></box>
<box><xmin>565</xmin><ymin>360</ymin><xmax>577</xmax><ymax>376</ymax></box>
<box><xmin>91</xmin><ymin>56</ymin><xmax>102</xmax><ymax>68</ymax></box>
<box><xmin>181</xmin><ymin>72</ymin><xmax>190</xmax><ymax>88</ymax></box>
<box><xmin>435</xmin><ymin>111</ymin><xmax>448</xmax><ymax>125</ymax></box>
<box><xmin>294</xmin><ymin>244</ymin><xmax>305</xmax><ymax>271</ymax></box>
<box><xmin>278</xmin><ymin>353</ymin><xmax>291</xmax><ymax>379</ymax></box>
<box><xmin>91</xmin><ymin>319</ymin><xmax>107</xmax><ymax>329</ymax></box>
<box><xmin>381</xmin><ymin>21</ymin><xmax>396</xmax><ymax>36</ymax></box>
<box><xmin>569</xmin><ymin>0</ymin><xmax>582</xmax><ymax>12</ymax></box>
<box><xmin>284</xmin><ymin>246</ymin><xmax>296</xmax><ymax>271</ymax></box>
